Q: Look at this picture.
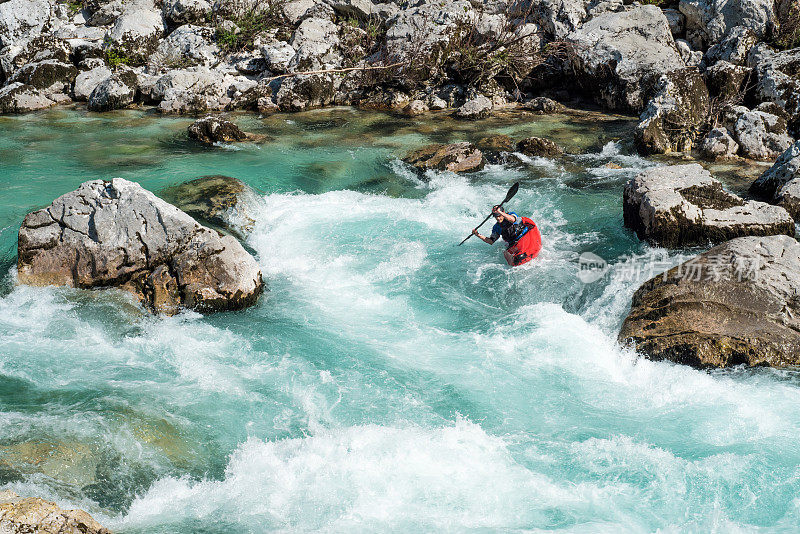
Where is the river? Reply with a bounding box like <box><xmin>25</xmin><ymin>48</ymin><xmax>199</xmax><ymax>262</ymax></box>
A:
<box><xmin>1</xmin><ymin>107</ymin><xmax>798</xmax><ymax>532</ymax></box>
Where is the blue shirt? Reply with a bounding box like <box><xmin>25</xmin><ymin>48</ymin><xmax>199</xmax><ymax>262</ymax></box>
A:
<box><xmin>490</xmin><ymin>212</ymin><xmax>523</xmax><ymax>242</ymax></box>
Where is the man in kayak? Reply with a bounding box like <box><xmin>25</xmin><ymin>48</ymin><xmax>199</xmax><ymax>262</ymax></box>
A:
<box><xmin>472</xmin><ymin>205</ymin><xmax>541</xmax><ymax>266</ymax></box>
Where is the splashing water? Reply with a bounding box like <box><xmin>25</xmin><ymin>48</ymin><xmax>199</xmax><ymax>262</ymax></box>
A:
<box><xmin>0</xmin><ymin>109</ymin><xmax>799</xmax><ymax>533</ymax></box>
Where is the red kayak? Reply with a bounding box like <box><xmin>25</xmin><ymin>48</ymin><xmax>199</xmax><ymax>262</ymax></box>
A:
<box><xmin>505</xmin><ymin>217</ymin><xmax>542</xmax><ymax>267</ymax></box>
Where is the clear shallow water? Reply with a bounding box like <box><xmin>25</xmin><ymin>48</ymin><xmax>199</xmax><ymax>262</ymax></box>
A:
<box><xmin>1</xmin><ymin>107</ymin><xmax>799</xmax><ymax>533</ymax></box>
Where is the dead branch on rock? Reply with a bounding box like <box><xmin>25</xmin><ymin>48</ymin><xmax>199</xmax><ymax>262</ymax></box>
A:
<box><xmin>263</xmin><ymin>61</ymin><xmax>408</xmax><ymax>83</ymax></box>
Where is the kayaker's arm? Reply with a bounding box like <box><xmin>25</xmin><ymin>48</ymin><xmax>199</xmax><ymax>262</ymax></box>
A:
<box><xmin>472</xmin><ymin>229</ymin><xmax>497</xmax><ymax>244</ymax></box>
<box><xmin>493</xmin><ymin>207</ymin><xmax>516</xmax><ymax>224</ymax></box>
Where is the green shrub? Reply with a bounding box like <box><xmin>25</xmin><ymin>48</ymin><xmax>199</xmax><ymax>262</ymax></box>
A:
<box><xmin>104</xmin><ymin>45</ymin><xmax>146</xmax><ymax>69</ymax></box>
<box><xmin>65</xmin><ymin>0</ymin><xmax>83</xmax><ymax>14</ymax></box>
<box><xmin>212</xmin><ymin>0</ymin><xmax>287</xmax><ymax>54</ymax></box>
<box><xmin>105</xmin><ymin>47</ymin><xmax>130</xmax><ymax>68</ymax></box>
<box><xmin>776</xmin><ymin>0</ymin><xmax>800</xmax><ymax>50</ymax></box>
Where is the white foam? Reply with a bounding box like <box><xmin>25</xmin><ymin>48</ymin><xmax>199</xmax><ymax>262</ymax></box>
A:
<box><xmin>115</xmin><ymin>418</ymin><xmax>632</xmax><ymax>532</ymax></box>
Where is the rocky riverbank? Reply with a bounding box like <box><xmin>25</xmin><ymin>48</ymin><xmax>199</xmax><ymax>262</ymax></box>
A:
<box><xmin>0</xmin><ymin>490</ymin><xmax>111</xmax><ymax>534</ymax></box>
<box><xmin>0</xmin><ymin>0</ymin><xmax>796</xmax><ymax>159</ymax></box>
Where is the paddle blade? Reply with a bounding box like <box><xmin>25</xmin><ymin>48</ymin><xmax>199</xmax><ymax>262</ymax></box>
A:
<box><xmin>502</xmin><ymin>182</ymin><xmax>520</xmax><ymax>204</ymax></box>
<box><xmin>458</xmin><ymin>182</ymin><xmax>521</xmax><ymax>245</ymax></box>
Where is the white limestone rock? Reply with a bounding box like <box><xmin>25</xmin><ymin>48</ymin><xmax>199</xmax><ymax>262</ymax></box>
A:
<box><xmin>623</xmin><ymin>163</ymin><xmax>795</xmax><ymax>246</ymax></box>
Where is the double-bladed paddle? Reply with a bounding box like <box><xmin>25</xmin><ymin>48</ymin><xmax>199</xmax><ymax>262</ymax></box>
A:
<box><xmin>458</xmin><ymin>182</ymin><xmax>520</xmax><ymax>246</ymax></box>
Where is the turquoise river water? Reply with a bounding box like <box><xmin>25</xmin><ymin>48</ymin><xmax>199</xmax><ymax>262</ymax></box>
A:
<box><xmin>0</xmin><ymin>107</ymin><xmax>798</xmax><ymax>533</ymax></box>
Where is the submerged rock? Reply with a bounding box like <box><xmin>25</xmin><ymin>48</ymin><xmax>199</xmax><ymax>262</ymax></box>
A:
<box><xmin>0</xmin><ymin>490</ymin><xmax>111</xmax><ymax>534</ymax></box>
<box><xmin>619</xmin><ymin>235</ymin><xmax>800</xmax><ymax>368</ymax></box>
<box><xmin>17</xmin><ymin>178</ymin><xmax>264</xmax><ymax>315</ymax></box>
<box><xmin>401</xmin><ymin>99</ymin><xmax>428</xmax><ymax>117</ymax></box>
<box><xmin>750</xmin><ymin>140</ymin><xmax>800</xmax><ymax>219</ymax></box>
<box><xmin>476</xmin><ymin>135</ymin><xmax>515</xmax><ymax>164</ymax></box>
<box><xmin>187</xmin><ymin>115</ymin><xmax>266</xmax><ymax>145</ymax></box>
<box><xmin>160</xmin><ymin>175</ymin><xmax>261</xmax><ymax>238</ymax></box>
<box><xmin>623</xmin><ymin>164</ymin><xmax>794</xmax><ymax>247</ymax></box>
<box><xmin>403</xmin><ymin>142</ymin><xmax>485</xmax><ymax>174</ymax></box>
<box><xmin>516</xmin><ymin>137</ymin><xmax>562</xmax><ymax>158</ymax></box>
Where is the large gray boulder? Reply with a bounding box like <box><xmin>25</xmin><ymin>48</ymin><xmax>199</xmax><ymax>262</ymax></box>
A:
<box><xmin>73</xmin><ymin>65</ymin><xmax>112</xmax><ymax>101</ymax></box>
<box><xmin>0</xmin><ymin>82</ymin><xmax>57</xmax><ymax>113</ymax></box>
<box><xmin>330</xmin><ymin>0</ymin><xmax>378</xmax><ymax>20</ymax></box>
<box><xmin>619</xmin><ymin>235</ymin><xmax>800</xmax><ymax>368</ymax></box>
<box><xmin>152</xmin><ymin>24</ymin><xmax>219</xmax><ymax>68</ymax></box>
<box><xmin>704</xmin><ymin>60</ymin><xmax>751</xmax><ymax>100</ymax></box>
<box><xmin>106</xmin><ymin>4</ymin><xmax>166</xmax><ymax>55</ymax></box>
<box><xmin>274</xmin><ymin>73</ymin><xmax>338</xmax><ymax>111</ymax></box>
<box><xmin>281</xmin><ymin>0</ymin><xmax>317</xmax><ymax>25</ymax></box>
<box><xmin>151</xmin><ymin>67</ymin><xmax>236</xmax><ymax>114</ymax></box>
<box><xmin>87</xmin><ymin>69</ymin><xmax>138</xmax><ymax>111</ymax></box>
<box><xmin>0</xmin><ymin>0</ymin><xmax>53</xmax><ymax>48</ymax></box>
<box><xmin>0</xmin><ymin>35</ymin><xmax>71</xmax><ymax>83</ymax></box>
<box><xmin>17</xmin><ymin>178</ymin><xmax>264</xmax><ymax>315</ymax></box>
<box><xmin>163</xmin><ymin>0</ymin><xmax>211</xmax><ymax>25</ymax></box>
<box><xmin>532</xmin><ymin>0</ymin><xmax>589</xmax><ymax>40</ymax></box>
<box><xmin>9</xmin><ymin>58</ymin><xmax>76</xmax><ymax>92</ymax></box>
<box><xmin>566</xmin><ymin>5</ymin><xmax>684</xmax><ymax>112</ymax></box>
<box><xmin>705</xmin><ymin>26</ymin><xmax>759</xmax><ymax>66</ymax></box>
<box><xmin>662</xmin><ymin>8</ymin><xmax>686</xmax><ymax>36</ymax></box>
<box><xmin>85</xmin><ymin>0</ymin><xmax>126</xmax><ymax>26</ymax></box>
<box><xmin>454</xmin><ymin>95</ymin><xmax>493</xmax><ymax>120</ymax></box>
<box><xmin>747</xmin><ymin>45</ymin><xmax>800</xmax><ymax>135</ymax></box>
<box><xmin>623</xmin><ymin>164</ymin><xmax>794</xmax><ymax>247</ymax></box>
<box><xmin>635</xmin><ymin>68</ymin><xmax>710</xmax><ymax>155</ymax></box>
<box><xmin>750</xmin><ymin>140</ymin><xmax>800</xmax><ymax>219</ymax></box>
<box><xmin>289</xmin><ymin>16</ymin><xmax>342</xmax><ymax>71</ymax></box>
<box><xmin>0</xmin><ymin>490</ymin><xmax>110</xmax><ymax>534</ymax></box>
<box><xmin>679</xmin><ymin>0</ymin><xmax>775</xmax><ymax>49</ymax></box>
<box><xmin>261</xmin><ymin>39</ymin><xmax>295</xmax><ymax>73</ymax></box>
<box><xmin>733</xmin><ymin>110</ymin><xmax>794</xmax><ymax>160</ymax></box>
<box><xmin>385</xmin><ymin>0</ymin><xmax>472</xmax><ymax>61</ymax></box>
<box><xmin>699</xmin><ymin>127</ymin><xmax>740</xmax><ymax>160</ymax></box>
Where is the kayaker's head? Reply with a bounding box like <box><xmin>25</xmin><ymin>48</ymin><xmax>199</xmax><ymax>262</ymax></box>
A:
<box><xmin>492</xmin><ymin>205</ymin><xmax>505</xmax><ymax>222</ymax></box>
